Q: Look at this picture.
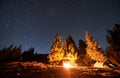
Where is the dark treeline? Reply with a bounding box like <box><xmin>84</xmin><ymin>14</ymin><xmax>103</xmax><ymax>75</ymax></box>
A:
<box><xmin>0</xmin><ymin>45</ymin><xmax>48</xmax><ymax>63</ymax></box>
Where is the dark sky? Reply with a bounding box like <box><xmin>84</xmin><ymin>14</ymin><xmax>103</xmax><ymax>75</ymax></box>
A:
<box><xmin>0</xmin><ymin>0</ymin><xmax>120</xmax><ymax>54</ymax></box>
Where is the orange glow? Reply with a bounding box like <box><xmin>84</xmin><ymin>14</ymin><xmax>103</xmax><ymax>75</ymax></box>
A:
<box><xmin>93</xmin><ymin>61</ymin><xmax>104</xmax><ymax>68</ymax></box>
<box><xmin>63</xmin><ymin>61</ymin><xmax>77</xmax><ymax>68</ymax></box>
<box><xmin>63</xmin><ymin>62</ymin><xmax>72</xmax><ymax>68</ymax></box>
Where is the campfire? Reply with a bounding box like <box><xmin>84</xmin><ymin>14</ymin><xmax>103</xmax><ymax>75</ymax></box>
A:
<box><xmin>62</xmin><ymin>54</ymin><xmax>78</xmax><ymax>68</ymax></box>
<box><xmin>63</xmin><ymin>61</ymin><xmax>72</xmax><ymax>68</ymax></box>
<box><xmin>63</xmin><ymin>61</ymin><xmax>77</xmax><ymax>68</ymax></box>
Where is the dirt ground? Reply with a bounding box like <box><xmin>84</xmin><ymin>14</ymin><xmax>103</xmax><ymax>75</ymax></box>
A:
<box><xmin>0</xmin><ymin>62</ymin><xmax>120</xmax><ymax>78</ymax></box>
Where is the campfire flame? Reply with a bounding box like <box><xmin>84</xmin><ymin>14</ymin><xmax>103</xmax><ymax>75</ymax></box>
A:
<box><xmin>63</xmin><ymin>61</ymin><xmax>77</xmax><ymax>68</ymax></box>
<box><xmin>63</xmin><ymin>62</ymin><xmax>72</xmax><ymax>68</ymax></box>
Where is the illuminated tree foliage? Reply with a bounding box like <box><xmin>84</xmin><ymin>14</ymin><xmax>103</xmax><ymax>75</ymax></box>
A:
<box><xmin>106</xmin><ymin>24</ymin><xmax>120</xmax><ymax>66</ymax></box>
<box><xmin>48</xmin><ymin>34</ymin><xmax>64</xmax><ymax>65</ymax></box>
<box><xmin>63</xmin><ymin>35</ymin><xmax>78</xmax><ymax>65</ymax></box>
<box><xmin>85</xmin><ymin>32</ymin><xmax>106</xmax><ymax>63</ymax></box>
<box><xmin>48</xmin><ymin>35</ymin><xmax>78</xmax><ymax>65</ymax></box>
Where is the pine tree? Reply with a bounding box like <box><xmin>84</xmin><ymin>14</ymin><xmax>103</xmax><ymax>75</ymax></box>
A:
<box><xmin>85</xmin><ymin>32</ymin><xmax>107</xmax><ymax>67</ymax></box>
<box><xmin>48</xmin><ymin>34</ymin><xmax>64</xmax><ymax>65</ymax></box>
<box><xmin>77</xmin><ymin>39</ymin><xmax>94</xmax><ymax>66</ymax></box>
<box><xmin>63</xmin><ymin>35</ymin><xmax>77</xmax><ymax>65</ymax></box>
<box><xmin>106</xmin><ymin>24</ymin><xmax>120</xmax><ymax>66</ymax></box>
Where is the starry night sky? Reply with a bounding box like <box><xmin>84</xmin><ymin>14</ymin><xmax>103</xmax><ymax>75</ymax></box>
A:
<box><xmin>0</xmin><ymin>0</ymin><xmax>120</xmax><ymax>54</ymax></box>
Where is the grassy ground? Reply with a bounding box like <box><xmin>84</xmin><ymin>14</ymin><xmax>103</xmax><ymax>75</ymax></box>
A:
<box><xmin>0</xmin><ymin>62</ymin><xmax>120</xmax><ymax>78</ymax></box>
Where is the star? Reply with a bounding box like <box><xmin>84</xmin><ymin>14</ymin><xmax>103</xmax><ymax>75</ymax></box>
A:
<box><xmin>5</xmin><ymin>24</ymin><xmax>9</xmax><ymax>27</ymax></box>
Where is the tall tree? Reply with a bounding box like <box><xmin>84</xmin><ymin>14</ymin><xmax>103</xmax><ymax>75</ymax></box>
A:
<box><xmin>85</xmin><ymin>32</ymin><xmax>107</xmax><ymax>67</ymax></box>
<box><xmin>106</xmin><ymin>24</ymin><xmax>120</xmax><ymax>66</ymax></box>
<box><xmin>77</xmin><ymin>39</ymin><xmax>94</xmax><ymax>66</ymax></box>
<box><xmin>63</xmin><ymin>35</ymin><xmax>77</xmax><ymax>65</ymax></box>
<box><xmin>48</xmin><ymin>34</ymin><xmax>64</xmax><ymax>65</ymax></box>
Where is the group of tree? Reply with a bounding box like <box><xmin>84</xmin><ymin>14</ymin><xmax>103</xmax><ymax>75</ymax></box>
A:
<box><xmin>48</xmin><ymin>24</ymin><xmax>120</xmax><ymax>67</ymax></box>
<box><xmin>48</xmin><ymin>34</ymin><xmax>78</xmax><ymax>65</ymax></box>
<box><xmin>48</xmin><ymin>33</ymin><xmax>104</xmax><ymax>66</ymax></box>
<box><xmin>0</xmin><ymin>24</ymin><xmax>120</xmax><ymax>67</ymax></box>
<box><xmin>0</xmin><ymin>45</ymin><xmax>48</xmax><ymax>63</ymax></box>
